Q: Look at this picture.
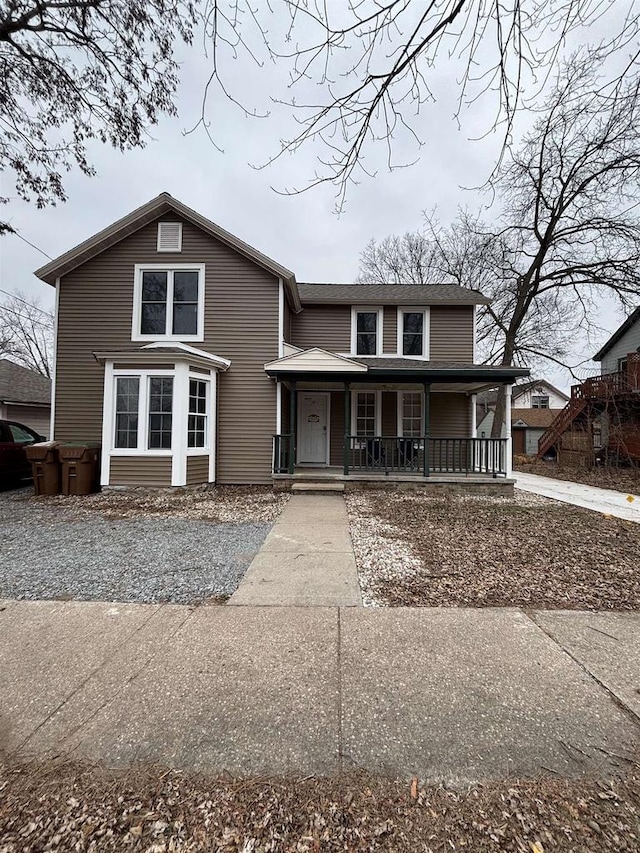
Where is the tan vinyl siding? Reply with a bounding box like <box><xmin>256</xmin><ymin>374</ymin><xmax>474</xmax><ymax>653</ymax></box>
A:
<box><xmin>430</xmin><ymin>393</ymin><xmax>470</xmax><ymax>436</ymax></box>
<box><xmin>383</xmin><ymin>307</ymin><xmax>396</xmax><ymax>354</ymax></box>
<box><xmin>328</xmin><ymin>390</ymin><xmax>345</xmax><ymax>466</ymax></box>
<box><xmin>283</xmin><ymin>301</ymin><xmax>292</xmax><ymax>344</ymax></box>
<box><xmin>56</xmin><ymin>215</ymin><xmax>279</xmax><ymax>485</ymax></box>
<box><xmin>381</xmin><ymin>391</ymin><xmax>397</xmax><ymax>435</ymax></box>
<box><xmin>109</xmin><ymin>456</ymin><xmax>172</xmax><ymax>486</ymax></box>
<box><xmin>291</xmin><ymin>305</ymin><xmax>351</xmax><ymax>352</ymax></box>
<box><xmin>186</xmin><ymin>455</ymin><xmax>209</xmax><ymax>485</ymax></box>
<box><xmin>6</xmin><ymin>405</ymin><xmax>50</xmax><ymax>439</ymax></box>
<box><xmin>430</xmin><ymin>306</ymin><xmax>474</xmax><ymax>362</ymax></box>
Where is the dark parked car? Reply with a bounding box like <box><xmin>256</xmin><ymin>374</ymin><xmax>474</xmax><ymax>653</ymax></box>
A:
<box><xmin>0</xmin><ymin>419</ymin><xmax>44</xmax><ymax>488</ymax></box>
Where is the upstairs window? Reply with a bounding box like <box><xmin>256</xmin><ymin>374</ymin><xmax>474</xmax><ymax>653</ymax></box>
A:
<box><xmin>133</xmin><ymin>264</ymin><xmax>205</xmax><ymax>341</ymax></box>
<box><xmin>398</xmin><ymin>308</ymin><xmax>429</xmax><ymax>357</ymax></box>
<box><xmin>531</xmin><ymin>395</ymin><xmax>549</xmax><ymax>409</ymax></box>
<box><xmin>351</xmin><ymin>307</ymin><xmax>382</xmax><ymax>355</ymax></box>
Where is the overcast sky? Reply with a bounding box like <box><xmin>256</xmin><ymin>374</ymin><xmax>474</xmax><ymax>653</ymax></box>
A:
<box><xmin>1</xmin><ymin>2</ymin><xmax>635</xmax><ymax>394</ymax></box>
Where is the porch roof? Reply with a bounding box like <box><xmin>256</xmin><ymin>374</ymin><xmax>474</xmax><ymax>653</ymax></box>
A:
<box><xmin>265</xmin><ymin>352</ymin><xmax>528</xmax><ymax>387</ymax></box>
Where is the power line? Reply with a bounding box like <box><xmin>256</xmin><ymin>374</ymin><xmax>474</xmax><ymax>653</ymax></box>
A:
<box><xmin>0</xmin><ymin>302</ymin><xmax>53</xmax><ymax>330</ymax></box>
<box><xmin>10</xmin><ymin>231</ymin><xmax>53</xmax><ymax>260</ymax></box>
<box><xmin>0</xmin><ymin>287</ymin><xmax>53</xmax><ymax>318</ymax></box>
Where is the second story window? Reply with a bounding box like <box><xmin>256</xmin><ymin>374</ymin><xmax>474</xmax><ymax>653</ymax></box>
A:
<box><xmin>531</xmin><ymin>395</ymin><xmax>549</xmax><ymax>409</ymax></box>
<box><xmin>133</xmin><ymin>264</ymin><xmax>205</xmax><ymax>342</ymax></box>
<box><xmin>351</xmin><ymin>307</ymin><xmax>382</xmax><ymax>355</ymax></box>
<box><xmin>398</xmin><ymin>308</ymin><xmax>429</xmax><ymax>357</ymax></box>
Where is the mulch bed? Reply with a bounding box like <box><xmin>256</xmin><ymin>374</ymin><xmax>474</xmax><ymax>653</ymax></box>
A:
<box><xmin>1</xmin><ymin>759</ymin><xmax>639</xmax><ymax>852</ymax></box>
<box><xmin>346</xmin><ymin>491</ymin><xmax>640</xmax><ymax>609</ymax></box>
<box><xmin>515</xmin><ymin>458</ymin><xmax>640</xmax><ymax>496</ymax></box>
<box><xmin>13</xmin><ymin>485</ymin><xmax>289</xmax><ymax>523</ymax></box>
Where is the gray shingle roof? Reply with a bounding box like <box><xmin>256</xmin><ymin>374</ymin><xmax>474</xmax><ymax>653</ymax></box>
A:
<box><xmin>350</xmin><ymin>357</ymin><xmax>527</xmax><ymax>374</ymax></box>
<box><xmin>297</xmin><ymin>283</ymin><xmax>490</xmax><ymax>305</ymax></box>
<box><xmin>0</xmin><ymin>359</ymin><xmax>51</xmax><ymax>405</ymax></box>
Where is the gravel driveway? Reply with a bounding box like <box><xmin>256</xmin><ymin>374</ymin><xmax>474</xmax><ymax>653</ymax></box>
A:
<box><xmin>0</xmin><ymin>488</ymin><xmax>282</xmax><ymax>604</ymax></box>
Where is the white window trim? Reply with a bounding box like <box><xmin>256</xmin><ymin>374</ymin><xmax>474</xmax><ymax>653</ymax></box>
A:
<box><xmin>132</xmin><ymin>263</ymin><xmax>205</xmax><ymax>343</ymax></box>
<box><xmin>396</xmin><ymin>307</ymin><xmax>430</xmax><ymax>359</ymax></box>
<box><xmin>350</xmin><ymin>390</ymin><xmax>382</xmax><ymax>436</ymax></box>
<box><xmin>396</xmin><ymin>391</ymin><xmax>424</xmax><ymax>437</ymax></box>
<box><xmin>157</xmin><ymin>221</ymin><xmax>183</xmax><ymax>252</ymax></box>
<box><xmin>350</xmin><ymin>306</ymin><xmax>384</xmax><ymax>356</ymax></box>
<box><xmin>110</xmin><ymin>368</ymin><xmax>176</xmax><ymax>457</ymax></box>
<box><xmin>186</xmin><ymin>374</ymin><xmax>212</xmax><ymax>455</ymax></box>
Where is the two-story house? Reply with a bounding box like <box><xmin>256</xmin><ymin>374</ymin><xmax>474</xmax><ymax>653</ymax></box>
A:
<box><xmin>35</xmin><ymin>193</ymin><xmax>528</xmax><ymax>489</ymax></box>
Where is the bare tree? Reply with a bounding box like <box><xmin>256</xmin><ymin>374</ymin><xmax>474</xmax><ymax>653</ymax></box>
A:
<box><xmin>0</xmin><ymin>291</ymin><xmax>54</xmax><ymax>377</ymax></box>
<box><xmin>0</xmin><ymin>1</ymin><xmax>196</xmax><ymax>232</ymax></box>
<box><xmin>198</xmin><ymin>1</ymin><xmax>640</xmax><ymax>207</ymax></box>
<box><xmin>357</xmin><ymin>51</ymin><xmax>640</xmax><ymax>437</ymax></box>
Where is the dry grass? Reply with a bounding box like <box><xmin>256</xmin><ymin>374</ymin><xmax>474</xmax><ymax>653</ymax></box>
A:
<box><xmin>18</xmin><ymin>486</ymin><xmax>289</xmax><ymax>524</ymax></box>
<box><xmin>515</xmin><ymin>457</ymin><xmax>640</xmax><ymax>496</ymax></box>
<box><xmin>346</xmin><ymin>490</ymin><xmax>640</xmax><ymax>609</ymax></box>
<box><xmin>1</xmin><ymin>759</ymin><xmax>639</xmax><ymax>852</ymax></box>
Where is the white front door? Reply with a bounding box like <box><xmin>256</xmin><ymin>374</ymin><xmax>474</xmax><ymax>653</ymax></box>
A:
<box><xmin>298</xmin><ymin>393</ymin><xmax>329</xmax><ymax>464</ymax></box>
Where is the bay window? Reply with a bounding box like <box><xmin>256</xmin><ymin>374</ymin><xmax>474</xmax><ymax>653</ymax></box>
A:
<box><xmin>114</xmin><ymin>373</ymin><xmax>174</xmax><ymax>451</ymax></box>
<box><xmin>133</xmin><ymin>264</ymin><xmax>205</xmax><ymax>341</ymax></box>
<box><xmin>114</xmin><ymin>377</ymin><xmax>139</xmax><ymax>449</ymax></box>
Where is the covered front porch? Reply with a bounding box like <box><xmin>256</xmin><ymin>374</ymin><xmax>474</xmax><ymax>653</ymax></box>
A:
<box><xmin>265</xmin><ymin>351</ymin><xmax>528</xmax><ymax>483</ymax></box>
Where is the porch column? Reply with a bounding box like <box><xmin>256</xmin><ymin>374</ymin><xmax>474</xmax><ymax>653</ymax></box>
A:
<box><xmin>289</xmin><ymin>381</ymin><xmax>297</xmax><ymax>475</ymax></box>
<box><xmin>343</xmin><ymin>382</ymin><xmax>351</xmax><ymax>475</ymax></box>
<box><xmin>423</xmin><ymin>382</ymin><xmax>431</xmax><ymax>478</ymax></box>
<box><xmin>504</xmin><ymin>383</ymin><xmax>513</xmax><ymax>477</ymax></box>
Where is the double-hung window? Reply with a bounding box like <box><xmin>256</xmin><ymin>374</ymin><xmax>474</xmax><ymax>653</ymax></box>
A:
<box><xmin>351</xmin><ymin>391</ymin><xmax>380</xmax><ymax>437</ymax></box>
<box><xmin>351</xmin><ymin>307</ymin><xmax>382</xmax><ymax>355</ymax></box>
<box><xmin>114</xmin><ymin>374</ymin><xmax>173</xmax><ymax>451</ymax></box>
<box><xmin>398</xmin><ymin>308</ymin><xmax>429</xmax><ymax>357</ymax></box>
<box><xmin>400</xmin><ymin>392</ymin><xmax>423</xmax><ymax>437</ymax></box>
<box><xmin>133</xmin><ymin>264</ymin><xmax>204</xmax><ymax>341</ymax></box>
<box><xmin>188</xmin><ymin>379</ymin><xmax>208</xmax><ymax>448</ymax></box>
<box><xmin>531</xmin><ymin>395</ymin><xmax>549</xmax><ymax>409</ymax></box>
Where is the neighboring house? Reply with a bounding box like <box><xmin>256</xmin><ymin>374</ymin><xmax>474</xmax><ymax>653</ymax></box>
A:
<box><xmin>510</xmin><ymin>409</ymin><xmax>560</xmax><ymax>456</ymax></box>
<box><xmin>476</xmin><ymin>380</ymin><xmax>569</xmax><ymax>455</ymax></box>
<box><xmin>538</xmin><ymin>308</ymin><xmax>640</xmax><ymax>463</ymax></box>
<box><xmin>35</xmin><ymin>193</ymin><xmax>528</xmax><ymax>489</ymax></box>
<box><xmin>0</xmin><ymin>359</ymin><xmax>51</xmax><ymax>438</ymax></box>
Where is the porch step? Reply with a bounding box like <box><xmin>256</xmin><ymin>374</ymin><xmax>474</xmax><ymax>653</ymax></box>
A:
<box><xmin>291</xmin><ymin>482</ymin><xmax>345</xmax><ymax>493</ymax></box>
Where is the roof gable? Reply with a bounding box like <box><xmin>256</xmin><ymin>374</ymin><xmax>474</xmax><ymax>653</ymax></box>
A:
<box><xmin>593</xmin><ymin>306</ymin><xmax>640</xmax><ymax>361</ymax></box>
<box><xmin>34</xmin><ymin>193</ymin><xmax>301</xmax><ymax>312</ymax></box>
<box><xmin>264</xmin><ymin>348</ymin><xmax>367</xmax><ymax>373</ymax></box>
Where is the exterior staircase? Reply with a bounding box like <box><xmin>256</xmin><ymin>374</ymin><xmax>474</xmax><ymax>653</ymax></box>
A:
<box><xmin>537</xmin><ymin>393</ymin><xmax>587</xmax><ymax>457</ymax></box>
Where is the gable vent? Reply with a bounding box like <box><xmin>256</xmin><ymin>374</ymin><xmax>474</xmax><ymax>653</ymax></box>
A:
<box><xmin>157</xmin><ymin>221</ymin><xmax>182</xmax><ymax>252</ymax></box>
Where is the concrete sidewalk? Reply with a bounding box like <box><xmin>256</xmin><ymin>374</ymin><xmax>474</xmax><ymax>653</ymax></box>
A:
<box><xmin>1</xmin><ymin>600</ymin><xmax>638</xmax><ymax>784</ymax></box>
<box><xmin>515</xmin><ymin>471</ymin><xmax>640</xmax><ymax>522</ymax></box>
<box><xmin>229</xmin><ymin>493</ymin><xmax>361</xmax><ymax>606</ymax></box>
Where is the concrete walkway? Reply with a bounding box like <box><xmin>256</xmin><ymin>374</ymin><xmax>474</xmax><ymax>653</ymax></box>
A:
<box><xmin>1</xmin><ymin>600</ymin><xmax>638</xmax><ymax>784</ymax></box>
<box><xmin>229</xmin><ymin>493</ymin><xmax>361</xmax><ymax>606</ymax></box>
<box><xmin>515</xmin><ymin>470</ymin><xmax>640</xmax><ymax>523</ymax></box>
